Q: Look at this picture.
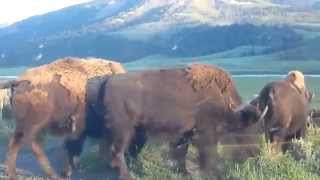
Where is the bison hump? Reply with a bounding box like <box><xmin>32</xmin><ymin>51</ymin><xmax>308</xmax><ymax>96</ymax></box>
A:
<box><xmin>17</xmin><ymin>57</ymin><xmax>126</xmax><ymax>102</ymax></box>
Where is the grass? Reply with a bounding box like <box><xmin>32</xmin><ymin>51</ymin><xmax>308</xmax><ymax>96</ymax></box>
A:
<box><xmin>75</xmin><ymin>125</ymin><xmax>318</xmax><ymax>180</ymax></box>
<box><xmin>124</xmin><ymin>53</ymin><xmax>320</xmax><ymax>74</ymax></box>
<box><xmin>75</xmin><ymin>123</ymin><xmax>320</xmax><ymax>180</ymax></box>
<box><xmin>110</xmin><ymin>125</ymin><xmax>320</xmax><ymax>180</ymax></box>
<box><xmin>224</xmin><ymin>125</ymin><xmax>320</xmax><ymax>180</ymax></box>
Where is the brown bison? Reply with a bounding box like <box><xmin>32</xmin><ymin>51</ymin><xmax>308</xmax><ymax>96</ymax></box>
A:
<box><xmin>0</xmin><ymin>57</ymin><xmax>125</xmax><ymax>180</ymax></box>
<box><xmin>254</xmin><ymin>71</ymin><xmax>310</xmax><ymax>154</ymax></box>
<box><xmin>97</xmin><ymin>64</ymin><xmax>266</xmax><ymax>179</ymax></box>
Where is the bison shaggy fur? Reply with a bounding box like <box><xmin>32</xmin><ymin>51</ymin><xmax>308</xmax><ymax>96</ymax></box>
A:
<box><xmin>256</xmin><ymin>79</ymin><xmax>310</xmax><ymax>154</ymax></box>
<box><xmin>0</xmin><ymin>57</ymin><xmax>125</xmax><ymax>180</ymax></box>
<box><xmin>97</xmin><ymin>64</ymin><xmax>262</xmax><ymax>179</ymax></box>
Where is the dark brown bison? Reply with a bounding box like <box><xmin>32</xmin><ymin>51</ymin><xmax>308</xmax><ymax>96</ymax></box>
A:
<box><xmin>254</xmin><ymin>75</ymin><xmax>310</xmax><ymax>154</ymax></box>
<box><xmin>97</xmin><ymin>64</ymin><xmax>266</xmax><ymax>179</ymax></box>
<box><xmin>0</xmin><ymin>57</ymin><xmax>125</xmax><ymax>180</ymax></box>
<box><xmin>85</xmin><ymin>76</ymin><xmax>147</xmax><ymax>160</ymax></box>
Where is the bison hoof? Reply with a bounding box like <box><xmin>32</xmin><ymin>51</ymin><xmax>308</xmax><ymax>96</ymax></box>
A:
<box><xmin>49</xmin><ymin>173</ymin><xmax>62</xmax><ymax>180</ymax></box>
<box><xmin>119</xmin><ymin>175</ymin><xmax>135</xmax><ymax>180</ymax></box>
<box><xmin>5</xmin><ymin>170</ymin><xmax>17</xmax><ymax>180</ymax></box>
<box><xmin>118</xmin><ymin>172</ymin><xmax>136</xmax><ymax>180</ymax></box>
<box><xmin>61</xmin><ymin>169</ymin><xmax>72</xmax><ymax>179</ymax></box>
<box><xmin>7</xmin><ymin>175</ymin><xmax>17</xmax><ymax>180</ymax></box>
<box><xmin>177</xmin><ymin>169</ymin><xmax>191</xmax><ymax>176</ymax></box>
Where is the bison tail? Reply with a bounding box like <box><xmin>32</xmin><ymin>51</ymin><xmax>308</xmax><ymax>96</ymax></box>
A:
<box><xmin>0</xmin><ymin>80</ymin><xmax>30</xmax><ymax>121</ymax></box>
<box><xmin>0</xmin><ymin>88</ymin><xmax>14</xmax><ymax>134</ymax></box>
<box><xmin>0</xmin><ymin>88</ymin><xmax>11</xmax><ymax>111</ymax></box>
<box><xmin>0</xmin><ymin>81</ymin><xmax>15</xmax><ymax>111</ymax></box>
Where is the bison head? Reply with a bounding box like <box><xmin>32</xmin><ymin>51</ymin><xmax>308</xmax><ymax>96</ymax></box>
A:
<box><xmin>232</xmin><ymin>104</ymin><xmax>268</xmax><ymax>131</ymax></box>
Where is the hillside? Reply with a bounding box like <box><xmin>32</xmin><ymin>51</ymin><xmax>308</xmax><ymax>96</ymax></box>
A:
<box><xmin>0</xmin><ymin>0</ymin><xmax>319</xmax><ymax>68</ymax></box>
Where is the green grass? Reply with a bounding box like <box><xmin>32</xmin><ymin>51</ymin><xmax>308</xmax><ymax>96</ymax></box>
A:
<box><xmin>115</xmin><ymin>125</ymin><xmax>320</xmax><ymax>180</ymax></box>
<box><xmin>224</xmin><ymin>125</ymin><xmax>320</xmax><ymax>180</ymax></box>
<box><xmin>124</xmin><ymin>53</ymin><xmax>320</xmax><ymax>74</ymax></box>
<box><xmin>79</xmin><ymin>124</ymin><xmax>315</xmax><ymax>180</ymax></box>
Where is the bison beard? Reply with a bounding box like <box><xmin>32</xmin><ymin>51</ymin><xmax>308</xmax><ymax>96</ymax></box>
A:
<box><xmin>98</xmin><ymin>65</ymin><xmax>262</xmax><ymax>180</ymax></box>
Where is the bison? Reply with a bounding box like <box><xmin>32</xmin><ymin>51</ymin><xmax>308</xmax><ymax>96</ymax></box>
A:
<box><xmin>254</xmin><ymin>71</ymin><xmax>311</xmax><ymax>154</ymax></box>
<box><xmin>0</xmin><ymin>57</ymin><xmax>125</xmax><ymax>180</ymax></box>
<box><xmin>96</xmin><ymin>64</ymin><xmax>266</xmax><ymax>179</ymax></box>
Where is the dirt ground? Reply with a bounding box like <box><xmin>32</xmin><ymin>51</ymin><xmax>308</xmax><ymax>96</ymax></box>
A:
<box><xmin>0</xmin><ymin>137</ymin><xmax>118</xmax><ymax>180</ymax></box>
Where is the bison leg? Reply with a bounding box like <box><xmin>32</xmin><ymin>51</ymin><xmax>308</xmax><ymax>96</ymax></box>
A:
<box><xmin>99</xmin><ymin>138</ymin><xmax>113</xmax><ymax>161</ymax></box>
<box><xmin>31</xmin><ymin>140</ymin><xmax>59</xmax><ymax>179</ymax></box>
<box><xmin>111</xmin><ymin>131</ymin><xmax>134</xmax><ymax>180</ymax></box>
<box><xmin>270</xmin><ymin>137</ymin><xmax>284</xmax><ymax>154</ymax></box>
<box><xmin>195</xmin><ymin>132</ymin><xmax>221</xmax><ymax>179</ymax></box>
<box><xmin>295</xmin><ymin>125</ymin><xmax>307</xmax><ymax>139</ymax></box>
<box><xmin>128</xmin><ymin>126</ymin><xmax>147</xmax><ymax>158</ymax></box>
<box><xmin>198</xmin><ymin>145</ymin><xmax>222</xmax><ymax>178</ymax></box>
<box><xmin>269</xmin><ymin>129</ymin><xmax>286</xmax><ymax>154</ymax></box>
<box><xmin>170</xmin><ymin>142</ymin><xmax>189</xmax><ymax>175</ymax></box>
<box><xmin>5</xmin><ymin>132</ymin><xmax>23</xmax><ymax>180</ymax></box>
<box><xmin>62</xmin><ymin>133</ymin><xmax>86</xmax><ymax>178</ymax></box>
<box><xmin>100</xmin><ymin>127</ymin><xmax>147</xmax><ymax>163</ymax></box>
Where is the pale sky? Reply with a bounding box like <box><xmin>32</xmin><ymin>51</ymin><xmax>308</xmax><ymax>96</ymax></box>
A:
<box><xmin>0</xmin><ymin>0</ymin><xmax>93</xmax><ymax>25</ymax></box>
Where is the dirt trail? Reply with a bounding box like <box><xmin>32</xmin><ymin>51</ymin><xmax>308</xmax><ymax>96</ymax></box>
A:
<box><xmin>0</xmin><ymin>138</ymin><xmax>118</xmax><ymax>180</ymax></box>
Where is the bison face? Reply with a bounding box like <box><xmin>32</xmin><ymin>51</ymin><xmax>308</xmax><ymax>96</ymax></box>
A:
<box><xmin>233</xmin><ymin>104</ymin><xmax>267</xmax><ymax>130</ymax></box>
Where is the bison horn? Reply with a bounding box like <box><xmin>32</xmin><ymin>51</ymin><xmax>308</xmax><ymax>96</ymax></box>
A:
<box><xmin>258</xmin><ymin>105</ymin><xmax>269</xmax><ymax>122</ymax></box>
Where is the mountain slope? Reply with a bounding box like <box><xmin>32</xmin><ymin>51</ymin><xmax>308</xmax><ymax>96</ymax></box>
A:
<box><xmin>0</xmin><ymin>0</ymin><xmax>319</xmax><ymax>67</ymax></box>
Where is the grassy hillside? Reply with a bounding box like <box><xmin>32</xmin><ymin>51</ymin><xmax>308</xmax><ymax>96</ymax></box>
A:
<box><xmin>0</xmin><ymin>24</ymin><xmax>304</xmax><ymax>66</ymax></box>
<box><xmin>124</xmin><ymin>52</ymin><xmax>320</xmax><ymax>74</ymax></box>
<box><xmin>124</xmin><ymin>25</ymin><xmax>320</xmax><ymax>73</ymax></box>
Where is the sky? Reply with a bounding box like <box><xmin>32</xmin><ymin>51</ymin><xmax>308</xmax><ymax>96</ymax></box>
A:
<box><xmin>0</xmin><ymin>0</ymin><xmax>93</xmax><ymax>25</ymax></box>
